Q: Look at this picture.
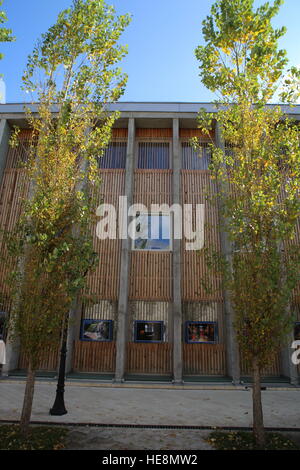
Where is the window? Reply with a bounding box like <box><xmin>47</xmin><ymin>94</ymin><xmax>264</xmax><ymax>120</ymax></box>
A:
<box><xmin>132</xmin><ymin>213</ymin><xmax>171</xmax><ymax>251</ymax></box>
<box><xmin>138</xmin><ymin>142</ymin><xmax>170</xmax><ymax>169</ymax></box>
<box><xmin>134</xmin><ymin>321</ymin><xmax>164</xmax><ymax>342</ymax></box>
<box><xmin>182</xmin><ymin>142</ymin><xmax>211</xmax><ymax>170</ymax></box>
<box><xmin>98</xmin><ymin>142</ymin><xmax>127</xmax><ymax>169</ymax></box>
<box><xmin>185</xmin><ymin>321</ymin><xmax>218</xmax><ymax>344</ymax></box>
<box><xmin>80</xmin><ymin>319</ymin><xmax>113</xmax><ymax>342</ymax></box>
<box><xmin>294</xmin><ymin>322</ymin><xmax>300</xmax><ymax>340</ymax></box>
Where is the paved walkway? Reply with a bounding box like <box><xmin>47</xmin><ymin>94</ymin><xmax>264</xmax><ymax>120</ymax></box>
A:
<box><xmin>0</xmin><ymin>378</ymin><xmax>299</xmax><ymax>449</ymax></box>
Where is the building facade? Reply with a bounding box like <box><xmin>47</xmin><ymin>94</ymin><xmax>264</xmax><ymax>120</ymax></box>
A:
<box><xmin>0</xmin><ymin>102</ymin><xmax>299</xmax><ymax>384</ymax></box>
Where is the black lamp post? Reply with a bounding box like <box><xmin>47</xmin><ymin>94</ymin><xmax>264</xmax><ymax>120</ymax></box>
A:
<box><xmin>49</xmin><ymin>321</ymin><xmax>68</xmax><ymax>416</ymax></box>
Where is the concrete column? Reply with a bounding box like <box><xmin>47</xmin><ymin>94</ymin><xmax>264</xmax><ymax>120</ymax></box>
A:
<box><xmin>0</xmin><ymin>119</ymin><xmax>10</xmax><ymax>186</ymax></box>
<box><xmin>281</xmin><ymin>339</ymin><xmax>299</xmax><ymax>386</ymax></box>
<box><xmin>172</xmin><ymin>118</ymin><xmax>183</xmax><ymax>384</ymax></box>
<box><xmin>0</xmin><ymin>120</ymin><xmax>16</xmax><ymax>375</ymax></box>
<box><xmin>114</xmin><ymin>118</ymin><xmax>135</xmax><ymax>382</ymax></box>
<box><xmin>215</xmin><ymin>121</ymin><xmax>240</xmax><ymax>384</ymax></box>
<box><xmin>280</xmin><ymin>307</ymin><xmax>299</xmax><ymax>386</ymax></box>
<box><xmin>1</xmin><ymin>338</ymin><xmax>20</xmax><ymax>376</ymax></box>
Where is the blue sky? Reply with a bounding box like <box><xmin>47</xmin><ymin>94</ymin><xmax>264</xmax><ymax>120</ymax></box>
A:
<box><xmin>1</xmin><ymin>0</ymin><xmax>300</xmax><ymax>103</ymax></box>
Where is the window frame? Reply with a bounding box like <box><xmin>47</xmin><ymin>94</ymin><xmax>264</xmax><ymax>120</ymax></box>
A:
<box><xmin>80</xmin><ymin>319</ymin><xmax>114</xmax><ymax>342</ymax></box>
<box><xmin>131</xmin><ymin>211</ymin><xmax>173</xmax><ymax>252</ymax></box>
<box><xmin>133</xmin><ymin>320</ymin><xmax>165</xmax><ymax>343</ymax></box>
<box><xmin>185</xmin><ymin>321</ymin><xmax>218</xmax><ymax>344</ymax></box>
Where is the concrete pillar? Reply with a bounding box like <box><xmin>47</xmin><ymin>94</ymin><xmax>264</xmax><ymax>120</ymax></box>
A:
<box><xmin>281</xmin><ymin>340</ymin><xmax>299</xmax><ymax>386</ymax></box>
<box><xmin>215</xmin><ymin>121</ymin><xmax>240</xmax><ymax>384</ymax></box>
<box><xmin>280</xmin><ymin>307</ymin><xmax>299</xmax><ymax>386</ymax></box>
<box><xmin>114</xmin><ymin>118</ymin><xmax>135</xmax><ymax>382</ymax></box>
<box><xmin>1</xmin><ymin>338</ymin><xmax>20</xmax><ymax>376</ymax></box>
<box><xmin>0</xmin><ymin>119</ymin><xmax>10</xmax><ymax>185</ymax></box>
<box><xmin>0</xmin><ymin>120</ymin><xmax>16</xmax><ymax>375</ymax></box>
<box><xmin>172</xmin><ymin>118</ymin><xmax>183</xmax><ymax>384</ymax></box>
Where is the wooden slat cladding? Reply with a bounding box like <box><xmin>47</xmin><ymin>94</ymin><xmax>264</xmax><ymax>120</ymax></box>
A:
<box><xmin>6</xmin><ymin>129</ymin><xmax>34</xmax><ymax>168</ymax></box>
<box><xmin>130</xmin><ymin>170</ymin><xmax>172</xmax><ymax>300</ymax></box>
<box><xmin>73</xmin><ymin>340</ymin><xmax>116</xmax><ymax>372</ymax></box>
<box><xmin>0</xmin><ymin>169</ymin><xmax>30</xmax><ymax>297</ymax></box>
<box><xmin>126</xmin><ymin>342</ymin><xmax>172</xmax><ymax>374</ymax></box>
<box><xmin>18</xmin><ymin>346</ymin><xmax>59</xmax><ymax>371</ymax></box>
<box><xmin>0</xmin><ymin>169</ymin><xmax>29</xmax><ymax>236</ymax></box>
<box><xmin>181</xmin><ymin>170</ymin><xmax>222</xmax><ymax>301</ymax></box>
<box><xmin>112</xmin><ymin>128</ymin><xmax>128</xmax><ymax>139</ymax></box>
<box><xmin>137</xmin><ymin>142</ymin><xmax>170</xmax><ymax>169</ymax></box>
<box><xmin>85</xmin><ymin>170</ymin><xmax>125</xmax><ymax>300</ymax></box>
<box><xmin>183</xmin><ymin>344</ymin><xmax>226</xmax><ymax>375</ymax></box>
<box><xmin>284</xmin><ymin>217</ymin><xmax>300</xmax><ymax>302</ymax></box>
<box><xmin>129</xmin><ymin>251</ymin><xmax>172</xmax><ymax>301</ymax></box>
<box><xmin>181</xmin><ymin>141</ymin><xmax>211</xmax><ymax>170</ymax></box>
<box><xmin>128</xmin><ymin>301</ymin><xmax>170</xmax><ymax>338</ymax></box>
<box><xmin>240</xmin><ymin>353</ymin><xmax>282</xmax><ymax>377</ymax></box>
<box><xmin>136</xmin><ymin>128</ymin><xmax>172</xmax><ymax>139</ymax></box>
<box><xmin>133</xmin><ymin>169</ymin><xmax>172</xmax><ymax>206</ymax></box>
<box><xmin>182</xmin><ymin>301</ymin><xmax>225</xmax><ymax>342</ymax></box>
<box><xmin>179</xmin><ymin>129</ymin><xmax>214</xmax><ymax>140</ymax></box>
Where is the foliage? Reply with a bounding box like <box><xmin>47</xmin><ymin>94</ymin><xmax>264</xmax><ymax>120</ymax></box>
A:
<box><xmin>280</xmin><ymin>66</ymin><xmax>300</xmax><ymax>104</ymax></box>
<box><xmin>206</xmin><ymin>430</ymin><xmax>299</xmax><ymax>450</ymax></box>
<box><xmin>0</xmin><ymin>424</ymin><xmax>68</xmax><ymax>450</ymax></box>
<box><xmin>195</xmin><ymin>0</ymin><xmax>287</xmax><ymax>103</ymax></box>
<box><xmin>6</xmin><ymin>0</ymin><xmax>130</xmax><ymax>369</ymax></box>
<box><xmin>195</xmin><ymin>0</ymin><xmax>300</xmax><ymax>370</ymax></box>
<box><xmin>195</xmin><ymin>0</ymin><xmax>300</xmax><ymax>447</ymax></box>
<box><xmin>0</xmin><ymin>0</ymin><xmax>15</xmax><ymax>61</ymax></box>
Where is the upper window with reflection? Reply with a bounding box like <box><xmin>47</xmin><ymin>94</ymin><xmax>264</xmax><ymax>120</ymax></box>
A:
<box><xmin>132</xmin><ymin>213</ymin><xmax>171</xmax><ymax>251</ymax></box>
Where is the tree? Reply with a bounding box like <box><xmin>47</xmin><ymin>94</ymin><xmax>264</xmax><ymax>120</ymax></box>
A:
<box><xmin>195</xmin><ymin>0</ymin><xmax>300</xmax><ymax>447</ymax></box>
<box><xmin>0</xmin><ymin>0</ymin><xmax>15</xmax><ymax>101</ymax></box>
<box><xmin>6</xmin><ymin>0</ymin><xmax>130</xmax><ymax>436</ymax></box>
<box><xmin>0</xmin><ymin>0</ymin><xmax>14</xmax><ymax>56</ymax></box>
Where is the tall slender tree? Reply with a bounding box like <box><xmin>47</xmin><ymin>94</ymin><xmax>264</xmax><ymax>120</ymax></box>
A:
<box><xmin>195</xmin><ymin>0</ymin><xmax>300</xmax><ymax>447</ymax></box>
<box><xmin>7</xmin><ymin>0</ymin><xmax>130</xmax><ymax>436</ymax></box>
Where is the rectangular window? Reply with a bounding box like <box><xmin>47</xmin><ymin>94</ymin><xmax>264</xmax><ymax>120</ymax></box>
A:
<box><xmin>181</xmin><ymin>142</ymin><xmax>211</xmax><ymax>170</ymax></box>
<box><xmin>98</xmin><ymin>142</ymin><xmax>127</xmax><ymax>169</ymax></box>
<box><xmin>132</xmin><ymin>213</ymin><xmax>171</xmax><ymax>251</ymax></box>
<box><xmin>80</xmin><ymin>319</ymin><xmax>113</xmax><ymax>341</ymax></box>
<box><xmin>185</xmin><ymin>321</ymin><xmax>218</xmax><ymax>344</ymax></box>
<box><xmin>294</xmin><ymin>322</ymin><xmax>300</xmax><ymax>340</ymax></box>
<box><xmin>138</xmin><ymin>142</ymin><xmax>170</xmax><ymax>169</ymax></box>
<box><xmin>134</xmin><ymin>321</ymin><xmax>164</xmax><ymax>343</ymax></box>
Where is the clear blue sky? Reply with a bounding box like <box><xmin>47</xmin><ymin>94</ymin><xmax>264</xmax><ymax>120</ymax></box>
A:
<box><xmin>1</xmin><ymin>0</ymin><xmax>300</xmax><ymax>103</ymax></box>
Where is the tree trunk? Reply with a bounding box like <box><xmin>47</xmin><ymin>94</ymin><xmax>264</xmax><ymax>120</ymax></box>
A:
<box><xmin>252</xmin><ymin>357</ymin><xmax>266</xmax><ymax>448</ymax></box>
<box><xmin>20</xmin><ymin>358</ymin><xmax>36</xmax><ymax>437</ymax></box>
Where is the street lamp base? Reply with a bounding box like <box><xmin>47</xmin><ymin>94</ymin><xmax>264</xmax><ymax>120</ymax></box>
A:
<box><xmin>49</xmin><ymin>406</ymin><xmax>68</xmax><ymax>416</ymax></box>
<box><xmin>49</xmin><ymin>392</ymin><xmax>68</xmax><ymax>416</ymax></box>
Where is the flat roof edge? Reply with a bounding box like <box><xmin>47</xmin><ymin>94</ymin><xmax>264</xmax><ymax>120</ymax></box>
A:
<box><xmin>0</xmin><ymin>102</ymin><xmax>300</xmax><ymax>115</ymax></box>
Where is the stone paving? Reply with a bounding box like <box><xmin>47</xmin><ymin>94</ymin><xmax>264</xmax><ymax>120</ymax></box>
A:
<box><xmin>0</xmin><ymin>379</ymin><xmax>300</xmax><ymax>449</ymax></box>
